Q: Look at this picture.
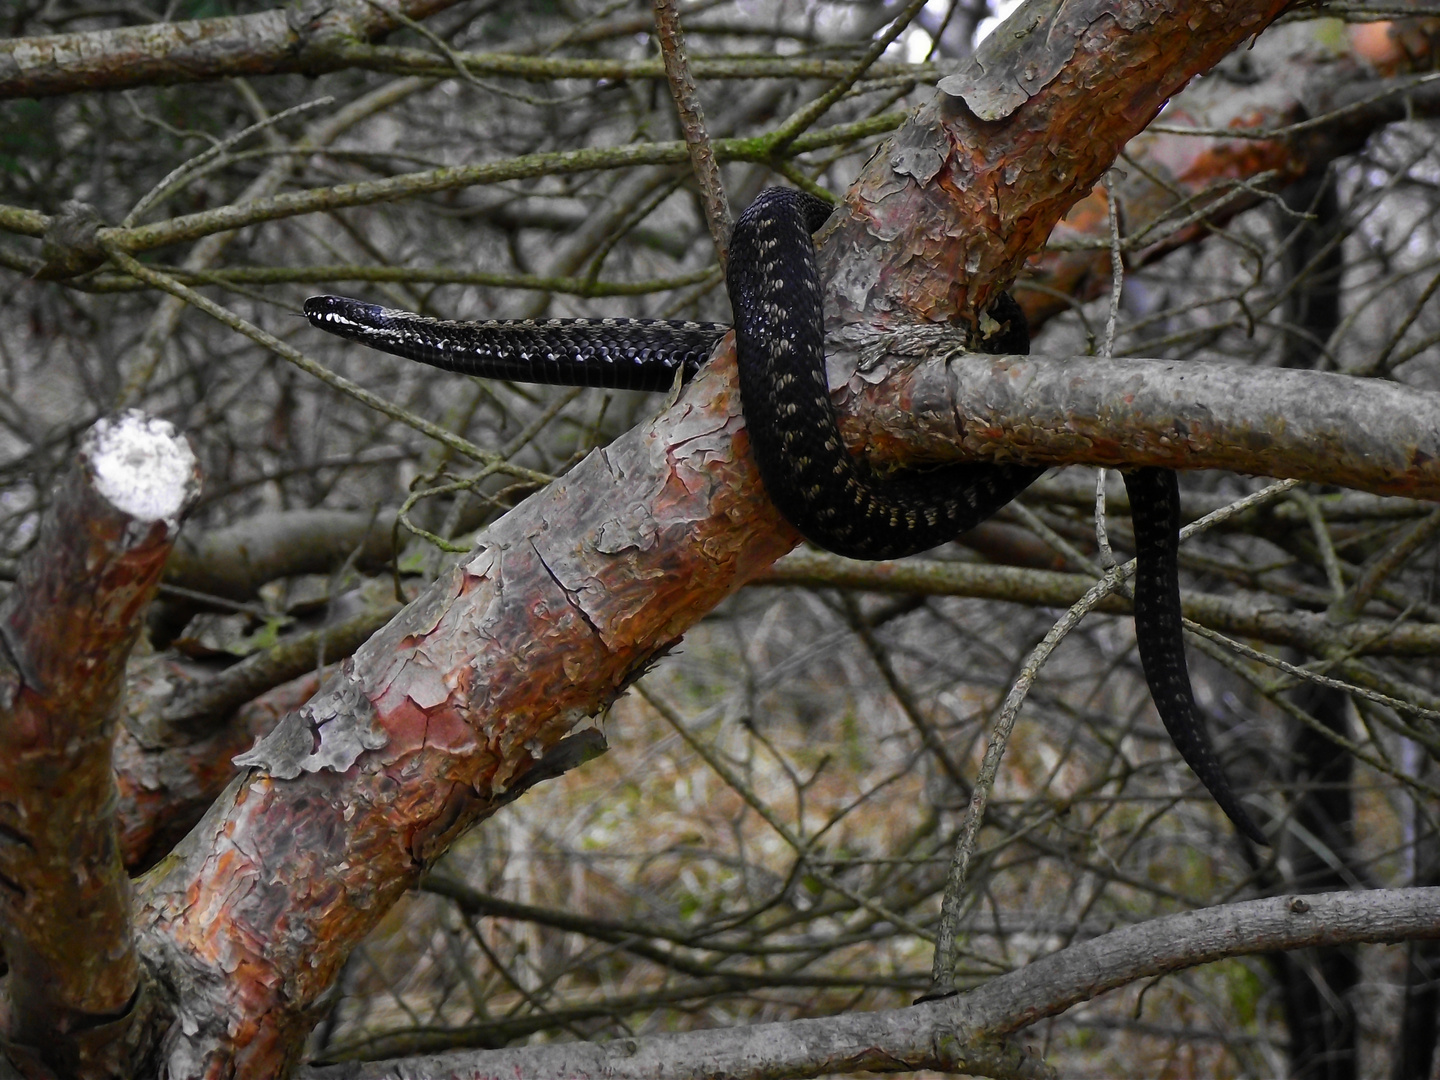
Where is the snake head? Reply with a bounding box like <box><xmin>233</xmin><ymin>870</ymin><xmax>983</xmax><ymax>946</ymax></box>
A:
<box><xmin>976</xmin><ymin>292</ymin><xmax>1030</xmax><ymax>355</ymax></box>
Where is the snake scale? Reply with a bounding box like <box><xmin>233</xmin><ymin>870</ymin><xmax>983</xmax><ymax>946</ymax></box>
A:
<box><xmin>305</xmin><ymin>187</ymin><xmax>1266</xmax><ymax>845</ymax></box>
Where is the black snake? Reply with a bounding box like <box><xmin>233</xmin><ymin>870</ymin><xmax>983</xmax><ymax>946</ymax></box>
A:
<box><xmin>304</xmin><ymin>187</ymin><xmax>1265</xmax><ymax>845</ymax></box>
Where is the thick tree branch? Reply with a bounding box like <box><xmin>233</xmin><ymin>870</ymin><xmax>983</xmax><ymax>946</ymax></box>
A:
<box><xmin>117</xmin><ymin>666</ymin><xmax>326</xmax><ymax>874</ymax></box>
<box><xmin>0</xmin><ymin>413</ymin><xmax>198</xmax><ymax>1078</ymax></box>
<box><xmin>0</xmin><ymin>0</ymin><xmax>463</xmax><ymax>101</ymax></box>
<box><xmin>162</xmin><ymin>508</ymin><xmax>397</xmax><ymax>603</ymax></box>
<box><xmin>132</xmin><ymin>348</ymin><xmax>798</xmax><ymax>1072</ymax></box>
<box><xmin>0</xmin><ymin>0</ymin><xmax>938</xmax><ymax>104</ymax></box>
<box><xmin>820</xmin><ymin>0</ymin><xmax>1293</xmax><ymax>326</ymax></box>
<box><xmin>830</xmin><ymin>344</ymin><xmax>1440</xmax><ymax>500</ymax></box>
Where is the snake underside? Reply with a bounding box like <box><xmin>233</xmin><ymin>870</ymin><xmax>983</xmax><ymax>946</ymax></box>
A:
<box><xmin>303</xmin><ymin>187</ymin><xmax>1266</xmax><ymax>845</ymax></box>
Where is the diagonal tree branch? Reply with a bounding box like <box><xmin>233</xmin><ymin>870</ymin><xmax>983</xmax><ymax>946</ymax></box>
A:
<box><xmin>820</xmin><ymin>0</ymin><xmax>1293</xmax><ymax>327</ymax></box>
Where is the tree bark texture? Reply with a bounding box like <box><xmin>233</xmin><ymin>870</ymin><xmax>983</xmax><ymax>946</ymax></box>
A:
<box><xmin>819</xmin><ymin>0</ymin><xmax>1292</xmax><ymax>327</ymax></box>
<box><xmin>133</xmin><ymin>352</ymin><xmax>797</xmax><ymax>1074</ymax></box>
<box><xmin>829</xmin><ymin>347</ymin><xmax>1440</xmax><ymax>499</ymax></box>
<box><xmin>117</xmin><ymin>666</ymin><xmax>328</xmax><ymax>875</ymax></box>
<box><xmin>0</xmin><ymin>414</ymin><xmax>198</xmax><ymax>1078</ymax></box>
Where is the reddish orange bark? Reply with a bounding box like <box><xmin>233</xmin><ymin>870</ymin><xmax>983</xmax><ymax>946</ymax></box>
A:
<box><xmin>116</xmin><ymin>666</ymin><xmax>325</xmax><ymax>873</ymax></box>
<box><xmin>134</xmin><ymin>352</ymin><xmax>799</xmax><ymax>1073</ymax></box>
<box><xmin>0</xmin><ymin>415</ymin><xmax>197</xmax><ymax>1078</ymax></box>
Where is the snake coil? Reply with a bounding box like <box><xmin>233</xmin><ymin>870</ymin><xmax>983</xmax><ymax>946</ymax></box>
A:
<box><xmin>304</xmin><ymin>187</ymin><xmax>1265</xmax><ymax>845</ymax></box>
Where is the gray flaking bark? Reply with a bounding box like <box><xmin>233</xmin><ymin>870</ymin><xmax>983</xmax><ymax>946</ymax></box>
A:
<box><xmin>828</xmin><ymin>337</ymin><xmax>1440</xmax><ymax>499</ymax></box>
<box><xmin>232</xmin><ymin>671</ymin><xmax>385</xmax><ymax>779</ymax></box>
<box><xmin>936</xmin><ymin>0</ymin><xmax>1073</xmax><ymax>119</ymax></box>
<box><xmin>935</xmin><ymin>0</ymin><xmax>1269</xmax><ymax>122</ymax></box>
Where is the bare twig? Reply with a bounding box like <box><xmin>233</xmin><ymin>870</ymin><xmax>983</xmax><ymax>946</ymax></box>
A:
<box><xmin>102</xmin><ymin>244</ymin><xmax>546</xmax><ymax>480</ymax></box>
<box><xmin>653</xmin><ymin>0</ymin><xmax>731</xmax><ymax>261</ymax></box>
<box><xmin>928</xmin><ymin>478</ymin><xmax>1300</xmax><ymax>994</ymax></box>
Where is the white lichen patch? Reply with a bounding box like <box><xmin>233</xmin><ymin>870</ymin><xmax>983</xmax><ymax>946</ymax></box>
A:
<box><xmin>86</xmin><ymin>411</ymin><xmax>199</xmax><ymax>525</ymax></box>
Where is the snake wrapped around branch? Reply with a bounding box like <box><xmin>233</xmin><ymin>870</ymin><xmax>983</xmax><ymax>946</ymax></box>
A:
<box><xmin>304</xmin><ymin>186</ymin><xmax>1266</xmax><ymax>846</ymax></box>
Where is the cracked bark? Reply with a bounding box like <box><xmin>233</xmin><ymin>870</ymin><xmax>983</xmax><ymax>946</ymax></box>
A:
<box><xmin>133</xmin><ymin>351</ymin><xmax>797</xmax><ymax>1074</ymax></box>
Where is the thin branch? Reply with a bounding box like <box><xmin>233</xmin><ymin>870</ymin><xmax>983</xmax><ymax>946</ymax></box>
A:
<box><xmin>300</xmin><ymin>890</ymin><xmax>1440</xmax><ymax>1080</ymax></box>
<box><xmin>16</xmin><ymin>113</ymin><xmax>905</xmax><ymax>260</ymax></box>
<box><xmin>653</xmin><ymin>0</ymin><xmax>732</xmax><ymax>261</ymax></box>
<box><xmin>101</xmin><ymin>244</ymin><xmax>549</xmax><ymax>480</ymax></box>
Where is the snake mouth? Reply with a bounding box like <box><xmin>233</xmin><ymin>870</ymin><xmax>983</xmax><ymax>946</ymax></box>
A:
<box><xmin>303</xmin><ymin>295</ymin><xmax>387</xmax><ymax>332</ymax></box>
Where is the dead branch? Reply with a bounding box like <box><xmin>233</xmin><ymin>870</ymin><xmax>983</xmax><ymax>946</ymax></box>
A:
<box><xmin>0</xmin><ymin>0</ymin><xmax>463</xmax><ymax>100</ymax></box>
<box><xmin>0</xmin><ymin>413</ymin><xmax>198</xmax><ymax>1078</ymax></box>
<box><xmin>297</xmin><ymin>889</ymin><xmax>1440</xmax><ymax>1080</ymax></box>
<box><xmin>757</xmin><ymin>548</ymin><xmax>1440</xmax><ymax>661</ymax></box>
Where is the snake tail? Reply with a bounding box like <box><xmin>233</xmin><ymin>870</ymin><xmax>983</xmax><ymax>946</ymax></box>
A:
<box><xmin>725</xmin><ymin>188</ymin><xmax>1041</xmax><ymax>561</ymax></box>
<box><xmin>1123</xmin><ymin>466</ymin><xmax>1268</xmax><ymax>844</ymax></box>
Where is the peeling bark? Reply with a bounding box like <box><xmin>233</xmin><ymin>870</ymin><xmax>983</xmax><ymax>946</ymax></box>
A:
<box><xmin>133</xmin><ymin>353</ymin><xmax>797</xmax><ymax>1074</ymax></box>
<box><xmin>820</xmin><ymin>0</ymin><xmax>1293</xmax><ymax>327</ymax></box>
<box><xmin>117</xmin><ymin>665</ymin><xmax>327</xmax><ymax>874</ymax></box>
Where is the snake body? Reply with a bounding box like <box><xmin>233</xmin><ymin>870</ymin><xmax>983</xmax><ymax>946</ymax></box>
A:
<box><xmin>304</xmin><ymin>187</ymin><xmax>1265</xmax><ymax>845</ymax></box>
<box><xmin>298</xmin><ymin>303</ymin><xmax>726</xmax><ymax>392</ymax></box>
